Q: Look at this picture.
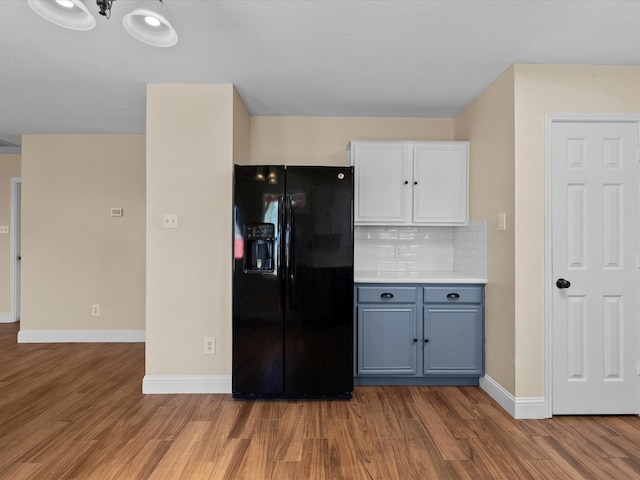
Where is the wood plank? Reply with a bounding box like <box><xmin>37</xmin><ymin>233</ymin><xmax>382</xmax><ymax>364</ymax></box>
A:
<box><xmin>146</xmin><ymin>421</ymin><xmax>209</xmax><ymax>480</ymax></box>
<box><xmin>273</xmin><ymin>403</ymin><xmax>304</xmax><ymax>461</ymax></box>
<box><xmin>410</xmin><ymin>401</ymin><xmax>470</xmax><ymax>461</ymax></box>
<box><xmin>299</xmin><ymin>438</ymin><xmax>329</xmax><ymax>480</ymax></box>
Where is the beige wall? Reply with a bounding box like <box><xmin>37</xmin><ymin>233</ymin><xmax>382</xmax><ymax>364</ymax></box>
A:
<box><xmin>20</xmin><ymin>135</ymin><xmax>145</xmax><ymax>331</ymax></box>
<box><xmin>250</xmin><ymin>117</ymin><xmax>454</xmax><ymax>165</ymax></box>
<box><xmin>454</xmin><ymin>67</ymin><xmax>516</xmax><ymax>395</ymax></box>
<box><xmin>146</xmin><ymin>84</ymin><xmax>236</xmax><ymax>376</ymax></box>
<box><xmin>0</xmin><ymin>155</ymin><xmax>21</xmax><ymax>315</ymax></box>
<box><xmin>512</xmin><ymin>64</ymin><xmax>640</xmax><ymax>398</ymax></box>
<box><xmin>233</xmin><ymin>89</ymin><xmax>251</xmax><ymax>165</ymax></box>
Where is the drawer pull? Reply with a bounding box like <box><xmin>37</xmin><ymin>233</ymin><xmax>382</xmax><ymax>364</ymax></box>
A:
<box><xmin>446</xmin><ymin>293</ymin><xmax>460</xmax><ymax>299</ymax></box>
<box><xmin>380</xmin><ymin>292</ymin><xmax>394</xmax><ymax>299</ymax></box>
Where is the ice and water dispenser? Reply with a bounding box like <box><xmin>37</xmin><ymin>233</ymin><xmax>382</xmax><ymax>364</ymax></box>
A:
<box><xmin>244</xmin><ymin>223</ymin><xmax>275</xmax><ymax>273</ymax></box>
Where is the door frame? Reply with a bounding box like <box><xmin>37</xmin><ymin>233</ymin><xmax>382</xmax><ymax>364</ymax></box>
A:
<box><xmin>10</xmin><ymin>177</ymin><xmax>21</xmax><ymax>323</ymax></box>
<box><xmin>545</xmin><ymin>114</ymin><xmax>640</xmax><ymax>418</ymax></box>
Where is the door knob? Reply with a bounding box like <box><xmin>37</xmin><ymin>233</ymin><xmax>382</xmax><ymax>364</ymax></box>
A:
<box><xmin>556</xmin><ymin>278</ymin><xmax>571</xmax><ymax>289</ymax></box>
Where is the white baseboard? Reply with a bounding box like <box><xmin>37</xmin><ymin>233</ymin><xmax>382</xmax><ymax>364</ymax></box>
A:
<box><xmin>0</xmin><ymin>312</ymin><xmax>14</xmax><ymax>323</ymax></box>
<box><xmin>480</xmin><ymin>375</ymin><xmax>548</xmax><ymax>419</ymax></box>
<box><xmin>17</xmin><ymin>329</ymin><xmax>145</xmax><ymax>343</ymax></box>
<box><xmin>142</xmin><ymin>375</ymin><xmax>232</xmax><ymax>394</ymax></box>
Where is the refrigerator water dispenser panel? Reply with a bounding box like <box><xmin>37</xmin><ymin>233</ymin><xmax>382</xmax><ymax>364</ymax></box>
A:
<box><xmin>244</xmin><ymin>223</ymin><xmax>275</xmax><ymax>272</ymax></box>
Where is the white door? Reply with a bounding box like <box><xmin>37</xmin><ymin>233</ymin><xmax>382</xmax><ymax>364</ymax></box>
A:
<box><xmin>551</xmin><ymin>121</ymin><xmax>640</xmax><ymax>414</ymax></box>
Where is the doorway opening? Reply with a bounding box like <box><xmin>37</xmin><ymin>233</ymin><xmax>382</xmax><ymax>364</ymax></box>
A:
<box><xmin>10</xmin><ymin>177</ymin><xmax>21</xmax><ymax>323</ymax></box>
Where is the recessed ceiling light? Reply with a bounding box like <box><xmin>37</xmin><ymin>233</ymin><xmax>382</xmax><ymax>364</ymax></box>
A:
<box><xmin>122</xmin><ymin>9</ymin><xmax>178</xmax><ymax>47</ymax></box>
<box><xmin>28</xmin><ymin>0</ymin><xmax>96</xmax><ymax>31</ymax></box>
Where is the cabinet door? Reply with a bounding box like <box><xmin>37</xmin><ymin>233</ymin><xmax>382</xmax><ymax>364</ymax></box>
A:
<box><xmin>351</xmin><ymin>142</ymin><xmax>410</xmax><ymax>224</ymax></box>
<box><xmin>357</xmin><ymin>305</ymin><xmax>417</xmax><ymax>375</ymax></box>
<box><xmin>413</xmin><ymin>143</ymin><xmax>468</xmax><ymax>225</ymax></box>
<box><xmin>423</xmin><ymin>305</ymin><xmax>482</xmax><ymax>375</ymax></box>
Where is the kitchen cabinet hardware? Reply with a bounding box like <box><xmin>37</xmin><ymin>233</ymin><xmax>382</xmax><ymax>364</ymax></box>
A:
<box><xmin>446</xmin><ymin>293</ymin><xmax>460</xmax><ymax>299</ymax></box>
<box><xmin>380</xmin><ymin>292</ymin><xmax>394</xmax><ymax>299</ymax></box>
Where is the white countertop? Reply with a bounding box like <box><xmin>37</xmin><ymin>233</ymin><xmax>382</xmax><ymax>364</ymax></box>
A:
<box><xmin>354</xmin><ymin>270</ymin><xmax>487</xmax><ymax>284</ymax></box>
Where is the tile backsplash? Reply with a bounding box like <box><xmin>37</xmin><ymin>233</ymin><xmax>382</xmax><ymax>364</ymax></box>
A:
<box><xmin>354</xmin><ymin>222</ymin><xmax>487</xmax><ymax>278</ymax></box>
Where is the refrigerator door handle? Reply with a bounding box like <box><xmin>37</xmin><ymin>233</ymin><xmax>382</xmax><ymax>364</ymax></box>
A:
<box><xmin>285</xmin><ymin>196</ymin><xmax>295</xmax><ymax>290</ymax></box>
<box><xmin>278</xmin><ymin>195</ymin><xmax>286</xmax><ymax>309</ymax></box>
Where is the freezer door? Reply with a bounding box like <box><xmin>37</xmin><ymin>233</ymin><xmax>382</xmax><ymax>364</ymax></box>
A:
<box><xmin>232</xmin><ymin>165</ymin><xmax>286</xmax><ymax>396</ymax></box>
<box><xmin>284</xmin><ymin>166</ymin><xmax>354</xmax><ymax>396</ymax></box>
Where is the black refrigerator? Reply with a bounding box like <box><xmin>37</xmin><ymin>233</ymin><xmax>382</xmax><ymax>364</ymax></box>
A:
<box><xmin>232</xmin><ymin>165</ymin><xmax>354</xmax><ymax>398</ymax></box>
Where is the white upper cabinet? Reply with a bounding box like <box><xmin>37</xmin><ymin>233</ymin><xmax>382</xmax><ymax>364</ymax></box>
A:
<box><xmin>349</xmin><ymin>141</ymin><xmax>411</xmax><ymax>224</ymax></box>
<box><xmin>349</xmin><ymin>140</ymin><xmax>469</xmax><ymax>226</ymax></box>
<box><xmin>412</xmin><ymin>142</ymin><xmax>468</xmax><ymax>225</ymax></box>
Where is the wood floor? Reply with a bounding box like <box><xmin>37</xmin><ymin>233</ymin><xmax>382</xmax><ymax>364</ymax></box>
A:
<box><xmin>2</xmin><ymin>323</ymin><xmax>640</xmax><ymax>479</ymax></box>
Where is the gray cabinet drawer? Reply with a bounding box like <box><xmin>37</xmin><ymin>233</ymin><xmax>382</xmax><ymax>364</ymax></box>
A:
<box><xmin>357</xmin><ymin>286</ymin><xmax>417</xmax><ymax>303</ymax></box>
<box><xmin>423</xmin><ymin>286</ymin><xmax>482</xmax><ymax>304</ymax></box>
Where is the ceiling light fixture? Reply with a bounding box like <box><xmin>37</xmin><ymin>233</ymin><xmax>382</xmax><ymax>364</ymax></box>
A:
<box><xmin>122</xmin><ymin>9</ymin><xmax>178</xmax><ymax>47</ymax></box>
<box><xmin>28</xmin><ymin>0</ymin><xmax>96</xmax><ymax>31</ymax></box>
<box><xmin>28</xmin><ymin>0</ymin><xmax>177</xmax><ymax>47</ymax></box>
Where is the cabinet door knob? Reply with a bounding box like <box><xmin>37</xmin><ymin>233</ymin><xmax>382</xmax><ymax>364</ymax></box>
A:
<box><xmin>424</xmin><ymin>338</ymin><xmax>429</xmax><ymax>343</ymax></box>
<box><xmin>380</xmin><ymin>292</ymin><xmax>394</xmax><ymax>299</ymax></box>
<box><xmin>413</xmin><ymin>338</ymin><xmax>418</xmax><ymax>343</ymax></box>
<box><xmin>413</xmin><ymin>181</ymin><xmax>418</xmax><ymax>185</ymax></box>
<box><xmin>404</xmin><ymin>180</ymin><xmax>409</xmax><ymax>185</ymax></box>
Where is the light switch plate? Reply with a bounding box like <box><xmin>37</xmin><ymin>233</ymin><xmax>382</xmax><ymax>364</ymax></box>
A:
<box><xmin>498</xmin><ymin>212</ymin><xmax>507</xmax><ymax>231</ymax></box>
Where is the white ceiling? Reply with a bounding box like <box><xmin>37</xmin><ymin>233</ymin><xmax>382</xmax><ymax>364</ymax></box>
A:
<box><xmin>2</xmin><ymin>0</ymin><xmax>640</xmax><ymax>153</ymax></box>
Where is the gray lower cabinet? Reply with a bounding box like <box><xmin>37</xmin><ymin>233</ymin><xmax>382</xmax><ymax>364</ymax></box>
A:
<box><xmin>357</xmin><ymin>302</ymin><xmax>417</xmax><ymax>376</ymax></box>
<box><xmin>355</xmin><ymin>283</ymin><xmax>484</xmax><ymax>386</ymax></box>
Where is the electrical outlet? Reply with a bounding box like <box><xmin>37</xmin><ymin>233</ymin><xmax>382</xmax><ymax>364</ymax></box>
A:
<box><xmin>163</xmin><ymin>214</ymin><xmax>178</xmax><ymax>229</ymax></box>
<box><xmin>92</xmin><ymin>304</ymin><xmax>100</xmax><ymax>316</ymax></box>
<box><xmin>0</xmin><ymin>226</ymin><xmax>8</xmax><ymax>234</ymax></box>
<box><xmin>204</xmin><ymin>336</ymin><xmax>215</xmax><ymax>355</ymax></box>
